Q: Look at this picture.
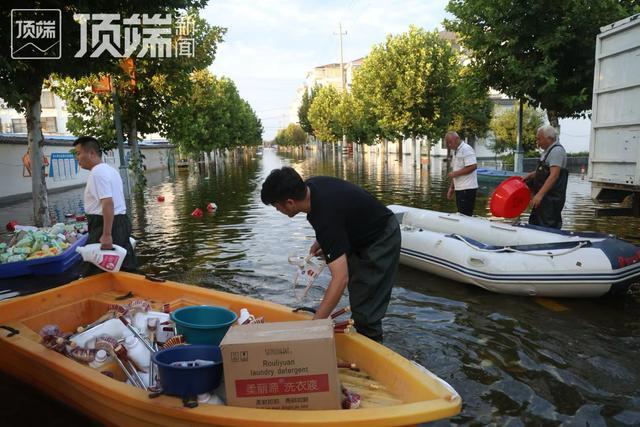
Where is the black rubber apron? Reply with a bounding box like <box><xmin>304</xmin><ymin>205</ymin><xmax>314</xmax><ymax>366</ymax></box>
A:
<box><xmin>346</xmin><ymin>215</ymin><xmax>401</xmax><ymax>342</ymax></box>
<box><xmin>83</xmin><ymin>214</ymin><xmax>138</xmax><ymax>275</ymax></box>
<box><xmin>527</xmin><ymin>145</ymin><xmax>569</xmax><ymax>229</ymax></box>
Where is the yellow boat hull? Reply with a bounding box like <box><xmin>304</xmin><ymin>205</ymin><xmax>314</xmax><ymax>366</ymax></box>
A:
<box><xmin>0</xmin><ymin>272</ymin><xmax>461</xmax><ymax>426</ymax></box>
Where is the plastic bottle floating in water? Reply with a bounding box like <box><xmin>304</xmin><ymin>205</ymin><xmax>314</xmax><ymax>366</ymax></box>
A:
<box><xmin>76</xmin><ymin>244</ymin><xmax>127</xmax><ymax>272</ymax></box>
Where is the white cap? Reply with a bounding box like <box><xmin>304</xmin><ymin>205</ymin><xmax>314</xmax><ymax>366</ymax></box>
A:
<box><xmin>124</xmin><ymin>335</ymin><xmax>138</xmax><ymax>348</ymax></box>
<box><xmin>94</xmin><ymin>349</ymin><xmax>108</xmax><ymax>363</ymax></box>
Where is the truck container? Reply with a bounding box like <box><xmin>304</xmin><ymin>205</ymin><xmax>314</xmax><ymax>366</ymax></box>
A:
<box><xmin>589</xmin><ymin>14</ymin><xmax>640</xmax><ymax>216</ymax></box>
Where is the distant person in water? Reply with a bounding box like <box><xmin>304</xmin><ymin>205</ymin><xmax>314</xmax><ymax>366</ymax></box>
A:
<box><xmin>261</xmin><ymin>167</ymin><xmax>401</xmax><ymax>343</ymax></box>
<box><xmin>74</xmin><ymin>136</ymin><xmax>137</xmax><ymax>274</ymax></box>
<box><xmin>445</xmin><ymin>131</ymin><xmax>478</xmax><ymax>216</ymax></box>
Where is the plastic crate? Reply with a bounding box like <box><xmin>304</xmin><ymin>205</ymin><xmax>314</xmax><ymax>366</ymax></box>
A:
<box><xmin>0</xmin><ymin>234</ymin><xmax>88</xmax><ymax>279</ymax></box>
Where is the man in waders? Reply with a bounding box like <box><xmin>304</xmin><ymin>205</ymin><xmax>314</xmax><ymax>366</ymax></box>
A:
<box><xmin>261</xmin><ymin>167</ymin><xmax>401</xmax><ymax>343</ymax></box>
<box><xmin>524</xmin><ymin>125</ymin><xmax>568</xmax><ymax>229</ymax></box>
<box><xmin>73</xmin><ymin>136</ymin><xmax>137</xmax><ymax>274</ymax></box>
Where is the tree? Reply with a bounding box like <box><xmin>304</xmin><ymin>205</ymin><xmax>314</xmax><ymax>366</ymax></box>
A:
<box><xmin>52</xmin><ymin>12</ymin><xmax>225</xmax><ymax>192</ymax></box>
<box><xmin>0</xmin><ymin>1</ymin><xmax>212</xmax><ymax>224</ymax></box>
<box><xmin>0</xmin><ymin>1</ymin><xmax>108</xmax><ymax>226</ymax></box>
<box><xmin>489</xmin><ymin>103</ymin><xmax>545</xmax><ymax>155</ymax></box>
<box><xmin>308</xmin><ymin>85</ymin><xmax>342</xmax><ymax>144</ymax></box>
<box><xmin>297</xmin><ymin>85</ymin><xmax>319</xmax><ymax>136</ymax></box>
<box><xmin>165</xmin><ymin>70</ymin><xmax>262</xmax><ymax>156</ymax></box>
<box><xmin>274</xmin><ymin>123</ymin><xmax>307</xmax><ymax>146</ymax></box>
<box><xmin>445</xmin><ymin>0</ymin><xmax>639</xmax><ymax>126</ymax></box>
<box><xmin>449</xmin><ymin>64</ymin><xmax>493</xmax><ymax>140</ymax></box>
<box><xmin>351</xmin><ymin>26</ymin><xmax>462</xmax><ymax>153</ymax></box>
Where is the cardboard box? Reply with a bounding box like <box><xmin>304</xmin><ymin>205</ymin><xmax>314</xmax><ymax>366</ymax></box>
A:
<box><xmin>220</xmin><ymin>319</ymin><xmax>341</xmax><ymax>410</ymax></box>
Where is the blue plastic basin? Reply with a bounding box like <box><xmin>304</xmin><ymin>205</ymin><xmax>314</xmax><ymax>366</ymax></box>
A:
<box><xmin>170</xmin><ymin>306</ymin><xmax>237</xmax><ymax>345</ymax></box>
<box><xmin>152</xmin><ymin>345</ymin><xmax>223</xmax><ymax>396</ymax></box>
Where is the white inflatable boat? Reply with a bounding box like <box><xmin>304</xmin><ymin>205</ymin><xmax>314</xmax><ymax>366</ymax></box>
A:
<box><xmin>389</xmin><ymin>205</ymin><xmax>640</xmax><ymax>297</ymax></box>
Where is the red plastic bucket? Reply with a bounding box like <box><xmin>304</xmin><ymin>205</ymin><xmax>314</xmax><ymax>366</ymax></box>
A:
<box><xmin>490</xmin><ymin>176</ymin><xmax>531</xmax><ymax>218</ymax></box>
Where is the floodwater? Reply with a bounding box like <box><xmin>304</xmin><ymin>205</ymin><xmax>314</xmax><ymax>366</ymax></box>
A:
<box><xmin>1</xmin><ymin>147</ymin><xmax>639</xmax><ymax>426</ymax></box>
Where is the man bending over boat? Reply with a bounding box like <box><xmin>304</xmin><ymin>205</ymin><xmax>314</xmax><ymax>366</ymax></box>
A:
<box><xmin>523</xmin><ymin>125</ymin><xmax>568</xmax><ymax>229</ymax></box>
<box><xmin>445</xmin><ymin>131</ymin><xmax>478</xmax><ymax>216</ymax></box>
<box><xmin>261</xmin><ymin>167</ymin><xmax>401</xmax><ymax>343</ymax></box>
<box><xmin>73</xmin><ymin>136</ymin><xmax>137</xmax><ymax>274</ymax></box>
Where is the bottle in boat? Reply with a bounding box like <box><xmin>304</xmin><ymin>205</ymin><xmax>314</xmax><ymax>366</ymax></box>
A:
<box><xmin>76</xmin><ymin>244</ymin><xmax>127</xmax><ymax>272</ymax></box>
<box><xmin>123</xmin><ymin>336</ymin><xmax>151</xmax><ymax>372</ymax></box>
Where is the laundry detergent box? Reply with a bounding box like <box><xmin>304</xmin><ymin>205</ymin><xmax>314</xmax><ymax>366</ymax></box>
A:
<box><xmin>220</xmin><ymin>319</ymin><xmax>341</xmax><ymax>410</ymax></box>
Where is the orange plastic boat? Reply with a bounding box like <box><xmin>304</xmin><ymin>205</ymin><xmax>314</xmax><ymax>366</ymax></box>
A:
<box><xmin>0</xmin><ymin>272</ymin><xmax>461</xmax><ymax>426</ymax></box>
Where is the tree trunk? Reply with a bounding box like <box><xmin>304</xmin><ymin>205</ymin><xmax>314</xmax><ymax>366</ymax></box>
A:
<box><xmin>26</xmin><ymin>95</ymin><xmax>50</xmax><ymax>227</ymax></box>
<box><xmin>547</xmin><ymin>111</ymin><xmax>560</xmax><ymax>128</ymax></box>
<box><xmin>127</xmin><ymin>118</ymin><xmax>143</xmax><ymax>192</ymax></box>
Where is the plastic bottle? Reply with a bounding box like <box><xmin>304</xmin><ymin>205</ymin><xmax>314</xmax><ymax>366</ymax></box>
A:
<box><xmin>237</xmin><ymin>308</ymin><xmax>251</xmax><ymax>325</ymax></box>
<box><xmin>76</xmin><ymin>243</ymin><xmax>127</xmax><ymax>272</ymax></box>
<box><xmin>123</xmin><ymin>336</ymin><xmax>150</xmax><ymax>372</ymax></box>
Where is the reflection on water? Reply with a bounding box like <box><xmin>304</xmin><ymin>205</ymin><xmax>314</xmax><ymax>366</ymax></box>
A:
<box><xmin>1</xmin><ymin>147</ymin><xmax>639</xmax><ymax>425</ymax></box>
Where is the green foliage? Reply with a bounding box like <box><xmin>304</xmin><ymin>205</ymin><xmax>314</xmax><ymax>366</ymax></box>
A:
<box><xmin>274</xmin><ymin>123</ymin><xmax>307</xmax><ymax>146</ymax></box>
<box><xmin>351</xmin><ymin>26</ymin><xmax>461</xmax><ymax>143</ymax></box>
<box><xmin>51</xmin><ymin>12</ymin><xmax>225</xmax><ymax>144</ymax></box>
<box><xmin>568</xmin><ymin>151</ymin><xmax>589</xmax><ymax>157</ymax></box>
<box><xmin>128</xmin><ymin>151</ymin><xmax>147</xmax><ymax>193</ymax></box>
<box><xmin>308</xmin><ymin>85</ymin><xmax>342</xmax><ymax>144</ymax></box>
<box><xmin>445</xmin><ymin>0</ymin><xmax>639</xmax><ymax>124</ymax></box>
<box><xmin>297</xmin><ymin>85</ymin><xmax>319</xmax><ymax>136</ymax></box>
<box><xmin>165</xmin><ymin>70</ymin><xmax>263</xmax><ymax>154</ymax></box>
<box><xmin>489</xmin><ymin>103</ymin><xmax>545</xmax><ymax>155</ymax></box>
<box><xmin>450</xmin><ymin>65</ymin><xmax>493</xmax><ymax>140</ymax></box>
<box><xmin>52</xmin><ymin>76</ymin><xmax>117</xmax><ymax>150</ymax></box>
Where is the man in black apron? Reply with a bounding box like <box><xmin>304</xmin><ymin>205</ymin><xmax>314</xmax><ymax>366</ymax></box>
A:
<box><xmin>74</xmin><ymin>136</ymin><xmax>137</xmax><ymax>274</ymax></box>
<box><xmin>261</xmin><ymin>167</ymin><xmax>401</xmax><ymax>343</ymax></box>
<box><xmin>523</xmin><ymin>125</ymin><xmax>569</xmax><ymax>229</ymax></box>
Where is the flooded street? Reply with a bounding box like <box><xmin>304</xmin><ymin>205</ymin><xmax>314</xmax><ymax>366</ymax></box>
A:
<box><xmin>1</xmin><ymin>147</ymin><xmax>639</xmax><ymax>426</ymax></box>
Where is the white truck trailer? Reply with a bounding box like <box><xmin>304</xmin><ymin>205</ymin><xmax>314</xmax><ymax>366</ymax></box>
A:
<box><xmin>589</xmin><ymin>14</ymin><xmax>640</xmax><ymax>216</ymax></box>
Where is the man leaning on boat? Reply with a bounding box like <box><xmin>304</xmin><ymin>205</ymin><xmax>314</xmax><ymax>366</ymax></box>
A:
<box><xmin>524</xmin><ymin>125</ymin><xmax>569</xmax><ymax>229</ymax></box>
<box><xmin>261</xmin><ymin>167</ymin><xmax>401</xmax><ymax>343</ymax></box>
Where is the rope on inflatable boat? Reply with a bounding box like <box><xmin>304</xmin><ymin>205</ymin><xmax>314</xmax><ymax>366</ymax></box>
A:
<box><xmin>450</xmin><ymin>234</ymin><xmax>590</xmax><ymax>257</ymax></box>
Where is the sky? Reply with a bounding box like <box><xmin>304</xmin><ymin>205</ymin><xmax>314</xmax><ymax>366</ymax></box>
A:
<box><xmin>200</xmin><ymin>0</ymin><xmax>591</xmax><ymax>152</ymax></box>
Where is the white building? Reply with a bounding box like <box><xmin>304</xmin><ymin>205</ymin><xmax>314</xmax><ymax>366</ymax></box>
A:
<box><xmin>0</xmin><ymin>89</ymin><xmax>68</xmax><ymax>135</ymax></box>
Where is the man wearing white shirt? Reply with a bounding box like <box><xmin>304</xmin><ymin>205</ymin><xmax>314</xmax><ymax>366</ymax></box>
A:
<box><xmin>74</xmin><ymin>136</ymin><xmax>137</xmax><ymax>273</ymax></box>
<box><xmin>445</xmin><ymin>131</ymin><xmax>478</xmax><ymax>216</ymax></box>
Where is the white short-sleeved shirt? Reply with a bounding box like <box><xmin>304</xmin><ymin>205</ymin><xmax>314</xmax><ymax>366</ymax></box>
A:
<box><xmin>452</xmin><ymin>141</ymin><xmax>478</xmax><ymax>190</ymax></box>
<box><xmin>84</xmin><ymin>163</ymin><xmax>126</xmax><ymax>215</ymax></box>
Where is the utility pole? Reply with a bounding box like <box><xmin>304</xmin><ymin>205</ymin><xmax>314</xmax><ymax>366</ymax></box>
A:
<box><xmin>334</xmin><ymin>23</ymin><xmax>348</xmax><ymax>152</ymax></box>
<box><xmin>338</xmin><ymin>22</ymin><xmax>347</xmax><ymax>92</ymax></box>
<box><xmin>111</xmin><ymin>79</ymin><xmax>130</xmax><ymax>199</ymax></box>
<box><xmin>515</xmin><ymin>99</ymin><xmax>524</xmax><ymax>173</ymax></box>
